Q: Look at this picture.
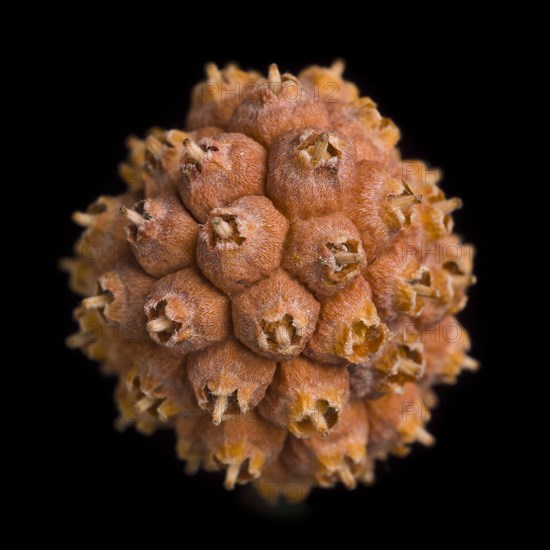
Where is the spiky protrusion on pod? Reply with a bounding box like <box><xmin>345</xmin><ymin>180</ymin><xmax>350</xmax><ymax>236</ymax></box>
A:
<box><xmin>199</xmin><ymin>411</ymin><xmax>287</xmax><ymax>490</ymax></box>
<box><xmin>267</xmin><ymin>127</ymin><xmax>357</xmax><ymax>220</ymax></box>
<box><xmin>306</xmin><ymin>276</ymin><xmax>389</xmax><ymax>365</ymax></box>
<box><xmin>65</xmin><ymin>62</ymin><xmax>477</xmax><ymax>500</ymax></box>
<box><xmin>123</xmin><ymin>192</ymin><xmax>199</xmax><ymax>278</ymax></box>
<box><xmin>367</xmin><ymin>383</ymin><xmax>434</xmax><ymax>463</ymax></box>
<box><xmin>283</xmin><ymin>214</ymin><xmax>366</xmax><ymax>299</ymax></box>
<box><xmin>421</xmin><ymin>316</ymin><xmax>478</xmax><ymax>385</ymax></box>
<box><xmin>346</xmin><ymin>161</ymin><xmax>422</xmax><ymax>262</ymax></box>
<box><xmin>259</xmin><ymin>356</ymin><xmax>350</xmax><ymax>438</ymax></box>
<box><xmin>228</xmin><ymin>64</ymin><xmax>330</xmax><ymax>148</ymax></box>
<box><xmin>187</xmin><ymin>338</ymin><xmax>276</xmax><ymax>424</ymax></box>
<box><xmin>144</xmin><ymin>268</ymin><xmax>230</xmax><ymax>354</ymax></box>
<box><xmin>282</xmin><ymin>400</ymin><xmax>369</xmax><ymax>489</ymax></box>
<box><xmin>196</xmin><ymin>195</ymin><xmax>289</xmax><ymax>295</ymax></box>
<box><xmin>179</xmin><ymin>132</ymin><xmax>267</xmax><ymax>223</ymax></box>
<box><xmin>232</xmin><ymin>269</ymin><xmax>320</xmax><ymax>360</ymax></box>
<box><xmin>187</xmin><ymin>63</ymin><xmax>262</xmax><ymax>130</ymax></box>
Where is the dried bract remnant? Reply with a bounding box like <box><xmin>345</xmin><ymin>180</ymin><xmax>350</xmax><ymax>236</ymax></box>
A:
<box><xmin>65</xmin><ymin>61</ymin><xmax>476</xmax><ymax>500</ymax></box>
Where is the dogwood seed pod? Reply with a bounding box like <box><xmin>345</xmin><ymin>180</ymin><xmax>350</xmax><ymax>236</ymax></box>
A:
<box><xmin>365</xmin><ymin>242</ymin><xmax>439</xmax><ymax>320</ymax></box>
<box><xmin>179</xmin><ymin>132</ymin><xmax>267</xmax><ymax>223</ymax></box>
<box><xmin>187</xmin><ymin>63</ymin><xmax>262</xmax><ymax>130</ymax></box>
<box><xmin>199</xmin><ymin>410</ymin><xmax>287</xmax><ymax>490</ymax></box>
<box><xmin>283</xmin><ymin>214</ymin><xmax>367</xmax><ymax>299</ymax></box>
<box><xmin>346</xmin><ymin>160</ymin><xmax>422</xmax><ymax>262</ymax></box>
<box><xmin>81</xmin><ymin>258</ymin><xmax>155</xmax><ymax>341</ymax></box>
<box><xmin>306</xmin><ymin>276</ymin><xmax>389</xmax><ymax>365</ymax></box>
<box><xmin>232</xmin><ymin>269</ymin><xmax>320</xmax><ymax>360</ymax></box>
<box><xmin>144</xmin><ymin>268</ymin><xmax>230</xmax><ymax>354</ymax></box>
<box><xmin>123</xmin><ymin>192</ymin><xmax>199</xmax><ymax>278</ymax></box>
<box><xmin>282</xmin><ymin>400</ymin><xmax>369</xmax><ymax>489</ymax></box>
<box><xmin>267</xmin><ymin>127</ymin><xmax>356</xmax><ymax>220</ymax></box>
<box><xmin>421</xmin><ymin>316</ymin><xmax>478</xmax><ymax>385</ymax></box>
<box><xmin>175</xmin><ymin>416</ymin><xmax>205</xmax><ymax>475</ymax></box>
<box><xmin>196</xmin><ymin>195</ymin><xmax>288</xmax><ymax>295</ymax></box>
<box><xmin>298</xmin><ymin>59</ymin><xmax>359</xmax><ymax>104</ymax></box>
<box><xmin>330</xmin><ymin>97</ymin><xmax>400</xmax><ymax>163</ymax></box>
<box><xmin>367</xmin><ymin>383</ymin><xmax>433</xmax><ymax>462</ymax></box>
<box><xmin>187</xmin><ymin>337</ymin><xmax>276</xmax><ymax>424</ymax></box>
<box><xmin>228</xmin><ymin>64</ymin><xmax>330</xmax><ymax>148</ymax></box>
<box><xmin>258</xmin><ymin>356</ymin><xmax>349</xmax><ymax>438</ymax></box>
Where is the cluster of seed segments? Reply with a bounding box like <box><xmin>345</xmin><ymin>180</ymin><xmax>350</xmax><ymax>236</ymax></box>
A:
<box><xmin>64</xmin><ymin>61</ymin><xmax>477</xmax><ymax>501</ymax></box>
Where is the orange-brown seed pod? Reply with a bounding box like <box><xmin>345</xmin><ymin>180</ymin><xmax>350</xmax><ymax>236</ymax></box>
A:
<box><xmin>306</xmin><ymin>276</ymin><xmax>389</xmax><ymax>365</ymax></box>
<box><xmin>258</xmin><ymin>356</ymin><xmax>349</xmax><ymax>438</ymax></box>
<box><xmin>122</xmin><ymin>343</ymin><xmax>202</xmax><ymax>423</ymax></box>
<box><xmin>63</xmin><ymin>193</ymin><xmax>138</xmax><ymax>296</ymax></box>
<box><xmin>367</xmin><ymin>383</ymin><xmax>433</xmax><ymax>461</ymax></box>
<box><xmin>228</xmin><ymin>64</ymin><xmax>330</xmax><ymax>148</ymax></box>
<box><xmin>283</xmin><ymin>214</ymin><xmax>366</xmax><ymax>299</ymax></box>
<box><xmin>330</xmin><ymin>97</ymin><xmax>400</xmax><ymax>163</ymax></box>
<box><xmin>350</xmin><ymin>325</ymin><xmax>425</xmax><ymax>398</ymax></box>
<box><xmin>81</xmin><ymin>258</ymin><xmax>155</xmax><ymax>341</ymax></box>
<box><xmin>187</xmin><ymin>338</ymin><xmax>276</xmax><ymax>424</ymax></box>
<box><xmin>199</xmin><ymin>411</ymin><xmax>287</xmax><ymax>490</ymax></box>
<box><xmin>178</xmin><ymin>132</ymin><xmax>267</xmax><ymax>223</ymax></box>
<box><xmin>144</xmin><ymin>268</ymin><xmax>230</xmax><ymax>355</ymax></box>
<box><xmin>231</xmin><ymin>269</ymin><xmax>320</xmax><ymax>360</ymax></box>
<box><xmin>421</xmin><ymin>316</ymin><xmax>478</xmax><ymax>385</ymax></box>
<box><xmin>365</xmin><ymin>242</ymin><xmax>439</xmax><ymax>321</ymax></box>
<box><xmin>123</xmin><ymin>192</ymin><xmax>199</xmax><ymax>278</ymax></box>
<box><xmin>346</xmin><ymin>161</ymin><xmax>422</xmax><ymax>262</ymax></box>
<box><xmin>267</xmin><ymin>127</ymin><xmax>356</xmax><ymax>221</ymax></box>
<box><xmin>253</xmin><ymin>457</ymin><xmax>313</xmax><ymax>503</ymax></box>
<box><xmin>298</xmin><ymin>59</ymin><xmax>359</xmax><ymax>104</ymax></box>
<box><xmin>186</xmin><ymin>63</ymin><xmax>262</xmax><ymax>130</ymax></box>
<box><xmin>196</xmin><ymin>195</ymin><xmax>288</xmax><ymax>295</ymax></box>
<box><xmin>282</xmin><ymin>400</ymin><xmax>369</xmax><ymax>489</ymax></box>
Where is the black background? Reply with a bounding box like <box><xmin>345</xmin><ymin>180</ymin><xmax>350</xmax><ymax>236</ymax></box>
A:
<box><xmin>30</xmin><ymin>1</ymin><xmax>533</xmax><ymax>530</ymax></box>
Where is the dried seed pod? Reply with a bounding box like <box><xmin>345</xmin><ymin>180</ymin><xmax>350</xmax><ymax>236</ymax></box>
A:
<box><xmin>306</xmin><ymin>276</ymin><xmax>390</xmax><ymax>365</ymax></box>
<box><xmin>232</xmin><ymin>269</ymin><xmax>320</xmax><ymax>360</ymax></box>
<box><xmin>298</xmin><ymin>59</ymin><xmax>359</xmax><ymax>104</ymax></box>
<box><xmin>187</xmin><ymin>338</ymin><xmax>276</xmax><ymax>424</ymax></box>
<box><xmin>199</xmin><ymin>410</ymin><xmax>287</xmax><ymax>490</ymax></box>
<box><xmin>196</xmin><ymin>195</ymin><xmax>288</xmax><ymax>295</ymax></box>
<box><xmin>178</xmin><ymin>132</ymin><xmax>267</xmax><ymax>223</ymax></box>
<box><xmin>365</xmin><ymin>242</ymin><xmax>439</xmax><ymax>321</ymax></box>
<box><xmin>124</xmin><ymin>192</ymin><xmax>199</xmax><ymax>278</ymax></box>
<box><xmin>258</xmin><ymin>356</ymin><xmax>349</xmax><ymax>438</ymax></box>
<box><xmin>346</xmin><ymin>161</ymin><xmax>422</xmax><ymax>262</ymax></box>
<box><xmin>282</xmin><ymin>400</ymin><xmax>369</xmax><ymax>489</ymax></box>
<box><xmin>81</xmin><ymin>258</ymin><xmax>155</xmax><ymax>341</ymax></box>
<box><xmin>421</xmin><ymin>316</ymin><xmax>478</xmax><ymax>385</ymax></box>
<box><xmin>267</xmin><ymin>127</ymin><xmax>356</xmax><ymax>220</ymax></box>
<box><xmin>350</xmin><ymin>325</ymin><xmax>425</xmax><ymax>398</ymax></box>
<box><xmin>367</xmin><ymin>383</ymin><xmax>434</xmax><ymax>461</ymax></box>
<box><xmin>63</xmin><ymin>193</ymin><xmax>138</xmax><ymax>296</ymax></box>
<box><xmin>187</xmin><ymin>63</ymin><xmax>262</xmax><ymax>130</ymax></box>
<box><xmin>123</xmin><ymin>343</ymin><xmax>202</xmax><ymax>422</ymax></box>
<box><xmin>330</xmin><ymin>97</ymin><xmax>400</xmax><ymax>163</ymax></box>
<box><xmin>144</xmin><ymin>268</ymin><xmax>230</xmax><ymax>355</ymax></box>
<box><xmin>175</xmin><ymin>416</ymin><xmax>205</xmax><ymax>475</ymax></box>
<box><xmin>283</xmin><ymin>214</ymin><xmax>366</xmax><ymax>299</ymax></box>
<box><xmin>228</xmin><ymin>64</ymin><xmax>330</xmax><ymax>148</ymax></box>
